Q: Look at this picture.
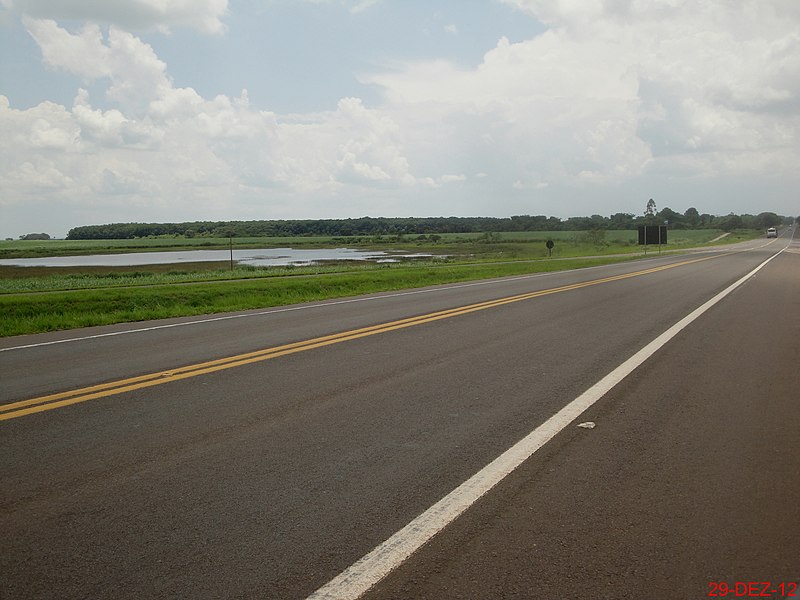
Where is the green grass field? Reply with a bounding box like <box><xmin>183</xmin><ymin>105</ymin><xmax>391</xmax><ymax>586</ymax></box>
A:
<box><xmin>0</xmin><ymin>256</ymin><xmax>644</xmax><ymax>337</ymax></box>
<box><xmin>0</xmin><ymin>229</ymin><xmax>761</xmax><ymax>337</ymax></box>
<box><xmin>0</xmin><ymin>228</ymin><xmax>747</xmax><ymax>258</ymax></box>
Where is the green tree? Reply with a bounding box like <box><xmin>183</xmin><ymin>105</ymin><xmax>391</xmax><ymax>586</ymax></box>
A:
<box><xmin>609</xmin><ymin>212</ymin><xmax>635</xmax><ymax>229</ymax></box>
<box><xmin>755</xmin><ymin>212</ymin><xmax>781</xmax><ymax>229</ymax></box>
<box><xmin>718</xmin><ymin>214</ymin><xmax>743</xmax><ymax>231</ymax></box>
<box><xmin>684</xmin><ymin>207</ymin><xmax>700</xmax><ymax>228</ymax></box>
<box><xmin>645</xmin><ymin>198</ymin><xmax>657</xmax><ymax>221</ymax></box>
<box><xmin>657</xmin><ymin>207</ymin><xmax>684</xmax><ymax>229</ymax></box>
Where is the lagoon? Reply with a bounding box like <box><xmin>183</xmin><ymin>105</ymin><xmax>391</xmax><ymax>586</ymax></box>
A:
<box><xmin>0</xmin><ymin>247</ymin><xmax>435</xmax><ymax>268</ymax></box>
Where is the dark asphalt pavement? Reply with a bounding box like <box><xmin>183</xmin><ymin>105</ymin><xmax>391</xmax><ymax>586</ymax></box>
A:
<box><xmin>1</xmin><ymin>234</ymin><xmax>797</xmax><ymax>599</ymax></box>
<box><xmin>365</xmin><ymin>242</ymin><xmax>800</xmax><ymax>600</ymax></box>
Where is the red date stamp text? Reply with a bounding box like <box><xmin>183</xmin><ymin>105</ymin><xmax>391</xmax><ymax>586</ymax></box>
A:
<box><xmin>708</xmin><ymin>581</ymin><xmax>798</xmax><ymax>598</ymax></box>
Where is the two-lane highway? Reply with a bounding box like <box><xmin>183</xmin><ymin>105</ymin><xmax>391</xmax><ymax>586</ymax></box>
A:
<box><xmin>1</xmin><ymin>234</ymin><xmax>797</xmax><ymax>599</ymax></box>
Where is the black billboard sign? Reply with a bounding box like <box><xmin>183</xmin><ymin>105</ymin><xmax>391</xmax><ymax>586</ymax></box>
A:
<box><xmin>638</xmin><ymin>225</ymin><xmax>668</xmax><ymax>245</ymax></box>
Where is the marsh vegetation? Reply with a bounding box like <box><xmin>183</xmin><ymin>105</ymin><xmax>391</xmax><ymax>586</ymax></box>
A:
<box><xmin>0</xmin><ymin>229</ymin><xmax>760</xmax><ymax>337</ymax></box>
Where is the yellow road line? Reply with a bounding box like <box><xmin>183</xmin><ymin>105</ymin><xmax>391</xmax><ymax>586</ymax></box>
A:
<box><xmin>0</xmin><ymin>254</ymin><xmax>720</xmax><ymax>422</ymax></box>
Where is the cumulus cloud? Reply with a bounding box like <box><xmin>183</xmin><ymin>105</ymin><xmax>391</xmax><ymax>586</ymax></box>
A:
<box><xmin>9</xmin><ymin>0</ymin><xmax>228</xmax><ymax>34</ymax></box>
<box><xmin>1</xmin><ymin>19</ymin><xmax>446</xmax><ymax>228</ymax></box>
<box><xmin>364</xmin><ymin>34</ymin><xmax>649</xmax><ymax>190</ymax></box>
<box><xmin>23</xmin><ymin>18</ymin><xmax>110</xmax><ymax>79</ymax></box>
<box><xmin>24</xmin><ymin>18</ymin><xmax>171</xmax><ymax>113</ymax></box>
<box><xmin>366</xmin><ymin>0</ymin><xmax>800</xmax><ymax>191</ymax></box>
<box><xmin>2</xmin><ymin>0</ymin><xmax>800</xmax><ymax>236</ymax></box>
<box><xmin>304</xmin><ymin>0</ymin><xmax>381</xmax><ymax>14</ymax></box>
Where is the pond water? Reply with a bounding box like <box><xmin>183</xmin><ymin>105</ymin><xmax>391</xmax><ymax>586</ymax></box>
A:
<box><xmin>0</xmin><ymin>247</ymin><xmax>435</xmax><ymax>268</ymax></box>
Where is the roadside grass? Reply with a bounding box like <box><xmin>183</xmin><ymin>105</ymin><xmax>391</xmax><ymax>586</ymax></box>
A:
<box><xmin>0</xmin><ymin>262</ymin><xmax>396</xmax><ymax>293</ymax></box>
<box><xmin>0</xmin><ymin>229</ymin><xmax>762</xmax><ymax>337</ymax></box>
<box><xmin>0</xmin><ymin>227</ymin><xmax>737</xmax><ymax>294</ymax></box>
<box><xmin>0</xmin><ymin>255</ymin><xmax>642</xmax><ymax>337</ymax></box>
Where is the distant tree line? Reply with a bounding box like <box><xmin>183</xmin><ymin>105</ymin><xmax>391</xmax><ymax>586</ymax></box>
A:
<box><xmin>19</xmin><ymin>233</ymin><xmax>51</xmax><ymax>240</ymax></box>
<box><xmin>65</xmin><ymin>210</ymin><xmax>791</xmax><ymax>240</ymax></box>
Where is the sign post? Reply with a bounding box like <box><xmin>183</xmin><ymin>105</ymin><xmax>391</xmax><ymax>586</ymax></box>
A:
<box><xmin>546</xmin><ymin>239</ymin><xmax>554</xmax><ymax>257</ymax></box>
<box><xmin>639</xmin><ymin>225</ymin><xmax>668</xmax><ymax>254</ymax></box>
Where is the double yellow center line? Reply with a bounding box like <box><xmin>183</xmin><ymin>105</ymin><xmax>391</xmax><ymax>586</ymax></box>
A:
<box><xmin>0</xmin><ymin>255</ymin><xmax>718</xmax><ymax>422</ymax></box>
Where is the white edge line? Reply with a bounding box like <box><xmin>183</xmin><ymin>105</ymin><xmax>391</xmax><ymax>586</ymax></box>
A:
<box><xmin>306</xmin><ymin>247</ymin><xmax>785</xmax><ymax>600</ymax></box>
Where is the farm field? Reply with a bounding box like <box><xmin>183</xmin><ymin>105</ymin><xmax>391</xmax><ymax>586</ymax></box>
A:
<box><xmin>0</xmin><ymin>229</ymin><xmax>749</xmax><ymax>259</ymax></box>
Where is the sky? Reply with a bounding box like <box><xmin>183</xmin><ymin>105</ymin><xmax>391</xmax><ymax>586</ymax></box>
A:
<box><xmin>1</xmin><ymin>0</ymin><xmax>799</xmax><ymax>239</ymax></box>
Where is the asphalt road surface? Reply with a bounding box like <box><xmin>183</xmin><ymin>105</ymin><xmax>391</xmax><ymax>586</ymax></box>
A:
<box><xmin>1</xmin><ymin>232</ymin><xmax>798</xmax><ymax>599</ymax></box>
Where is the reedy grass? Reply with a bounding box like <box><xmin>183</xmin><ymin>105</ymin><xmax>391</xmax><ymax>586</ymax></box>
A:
<box><xmin>0</xmin><ymin>256</ymin><xmax>640</xmax><ymax>337</ymax></box>
<box><xmin>0</xmin><ymin>262</ymin><xmax>406</xmax><ymax>293</ymax></box>
<box><xmin>0</xmin><ymin>229</ymin><xmax>735</xmax><ymax>258</ymax></box>
<box><xmin>0</xmin><ymin>229</ymin><xmax>761</xmax><ymax>337</ymax></box>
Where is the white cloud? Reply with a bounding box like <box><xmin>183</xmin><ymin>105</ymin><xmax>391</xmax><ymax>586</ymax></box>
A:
<box><xmin>304</xmin><ymin>0</ymin><xmax>381</xmax><ymax>14</ymax></box>
<box><xmin>349</xmin><ymin>0</ymin><xmax>380</xmax><ymax>14</ymax></box>
<box><xmin>0</xmin><ymin>20</ymin><xmax>435</xmax><ymax>228</ymax></box>
<box><xmin>2</xmin><ymin>1</ymin><xmax>800</xmax><ymax>237</ymax></box>
<box><xmin>438</xmin><ymin>174</ymin><xmax>466</xmax><ymax>184</ymax></box>
<box><xmin>363</xmin><ymin>33</ymin><xmax>650</xmax><ymax>192</ymax></box>
<box><xmin>9</xmin><ymin>0</ymin><xmax>228</xmax><ymax>34</ymax></box>
<box><xmin>11</xmin><ymin>160</ymin><xmax>73</xmax><ymax>190</ymax></box>
<box><xmin>366</xmin><ymin>0</ymin><xmax>800</xmax><ymax>192</ymax></box>
<box><xmin>23</xmin><ymin>19</ymin><xmax>110</xmax><ymax>79</ymax></box>
<box><xmin>24</xmin><ymin>18</ymin><xmax>171</xmax><ymax>113</ymax></box>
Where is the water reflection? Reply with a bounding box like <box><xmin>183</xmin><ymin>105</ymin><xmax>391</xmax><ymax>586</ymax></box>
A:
<box><xmin>0</xmin><ymin>248</ymin><xmax>436</xmax><ymax>268</ymax></box>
